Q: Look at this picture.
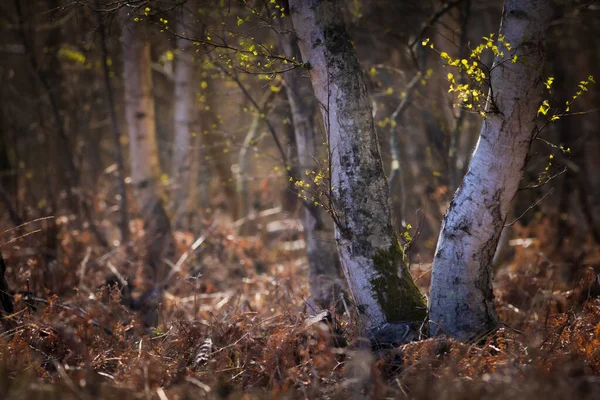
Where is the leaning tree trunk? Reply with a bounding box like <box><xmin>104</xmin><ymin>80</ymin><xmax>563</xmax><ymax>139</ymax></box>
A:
<box><xmin>171</xmin><ymin>0</ymin><xmax>196</xmax><ymax>227</ymax></box>
<box><xmin>122</xmin><ymin>16</ymin><xmax>172</xmax><ymax>282</ymax></box>
<box><xmin>289</xmin><ymin>0</ymin><xmax>427</xmax><ymax>342</ymax></box>
<box><xmin>429</xmin><ymin>0</ymin><xmax>552</xmax><ymax>340</ymax></box>
<box><xmin>280</xmin><ymin>31</ymin><xmax>343</xmax><ymax>311</ymax></box>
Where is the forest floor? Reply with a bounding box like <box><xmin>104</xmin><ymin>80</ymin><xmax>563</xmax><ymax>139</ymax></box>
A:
<box><xmin>1</xmin><ymin>215</ymin><xmax>600</xmax><ymax>399</ymax></box>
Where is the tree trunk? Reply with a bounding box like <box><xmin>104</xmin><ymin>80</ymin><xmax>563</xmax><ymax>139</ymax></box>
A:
<box><xmin>0</xmin><ymin>121</ymin><xmax>20</xmax><ymax>226</ymax></box>
<box><xmin>0</xmin><ymin>250</ymin><xmax>14</xmax><ymax>319</ymax></box>
<box><xmin>184</xmin><ymin>115</ymin><xmax>209</xmax><ymax>231</ymax></box>
<box><xmin>236</xmin><ymin>88</ymin><xmax>276</xmax><ymax>232</ymax></box>
<box><xmin>97</xmin><ymin>4</ymin><xmax>129</xmax><ymax>244</ymax></box>
<box><xmin>429</xmin><ymin>0</ymin><xmax>552</xmax><ymax>340</ymax></box>
<box><xmin>280</xmin><ymin>32</ymin><xmax>343</xmax><ymax>311</ymax></box>
<box><xmin>171</xmin><ymin>0</ymin><xmax>196</xmax><ymax>227</ymax></box>
<box><xmin>122</xmin><ymin>16</ymin><xmax>171</xmax><ymax>282</ymax></box>
<box><xmin>201</xmin><ymin>88</ymin><xmax>237</xmax><ymax>220</ymax></box>
<box><xmin>289</xmin><ymin>0</ymin><xmax>427</xmax><ymax>342</ymax></box>
<box><xmin>14</xmin><ymin>0</ymin><xmax>109</xmax><ymax>248</ymax></box>
<box><xmin>579</xmin><ymin>11</ymin><xmax>600</xmax><ymax>243</ymax></box>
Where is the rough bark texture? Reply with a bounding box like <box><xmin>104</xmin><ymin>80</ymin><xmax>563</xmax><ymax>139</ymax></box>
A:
<box><xmin>289</xmin><ymin>0</ymin><xmax>427</xmax><ymax>336</ymax></box>
<box><xmin>122</xmin><ymin>16</ymin><xmax>171</xmax><ymax>282</ymax></box>
<box><xmin>280</xmin><ymin>31</ymin><xmax>342</xmax><ymax>311</ymax></box>
<box><xmin>429</xmin><ymin>0</ymin><xmax>552</xmax><ymax>340</ymax></box>
<box><xmin>171</xmin><ymin>0</ymin><xmax>196</xmax><ymax>226</ymax></box>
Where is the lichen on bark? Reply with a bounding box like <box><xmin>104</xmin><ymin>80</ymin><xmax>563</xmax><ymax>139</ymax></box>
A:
<box><xmin>370</xmin><ymin>239</ymin><xmax>427</xmax><ymax>323</ymax></box>
<box><xmin>290</xmin><ymin>0</ymin><xmax>427</xmax><ymax>336</ymax></box>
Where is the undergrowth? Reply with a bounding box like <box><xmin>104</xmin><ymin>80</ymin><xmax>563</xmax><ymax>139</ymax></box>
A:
<box><xmin>1</xmin><ymin>215</ymin><xmax>600</xmax><ymax>399</ymax></box>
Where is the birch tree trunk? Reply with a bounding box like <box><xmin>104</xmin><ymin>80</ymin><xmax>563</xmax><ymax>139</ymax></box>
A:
<box><xmin>289</xmin><ymin>0</ymin><xmax>427</xmax><ymax>342</ymax></box>
<box><xmin>279</xmin><ymin>32</ymin><xmax>343</xmax><ymax>311</ymax></box>
<box><xmin>429</xmin><ymin>0</ymin><xmax>552</xmax><ymax>340</ymax></box>
<box><xmin>171</xmin><ymin>0</ymin><xmax>196</xmax><ymax>226</ymax></box>
<box><xmin>122</xmin><ymin>16</ymin><xmax>172</xmax><ymax>281</ymax></box>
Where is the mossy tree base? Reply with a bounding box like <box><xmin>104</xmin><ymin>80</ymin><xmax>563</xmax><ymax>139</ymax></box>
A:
<box><xmin>371</xmin><ymin>240</ymin><xmax>427</xmax><ymax>324</ymax></box>
<box><xmin>290</xmin><ymin>0</ymin><xmax>428</xmax><ymax>342</ymax></box>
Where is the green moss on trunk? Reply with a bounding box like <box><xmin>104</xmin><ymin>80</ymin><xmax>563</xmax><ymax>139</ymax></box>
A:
<box><xmin>370</xmin><ymin>239</ymin><xmax>427</xmax><ymax>323</ymax></box>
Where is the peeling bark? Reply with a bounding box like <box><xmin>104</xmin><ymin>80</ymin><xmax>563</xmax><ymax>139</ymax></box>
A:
<box><xmin>429</xmin><ymin>0</ymin><xmax>552</xmax><ymax>340</ymax></box>
<box><xmin>289</xmin><ymin>0</ymin><xmax>426</xmax><ymax>337</ymax></box>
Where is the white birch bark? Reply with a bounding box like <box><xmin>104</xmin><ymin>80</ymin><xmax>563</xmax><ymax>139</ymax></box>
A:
<box><xmin>171</xmin><ymin>0</ymin><xmax>195</xmax><ymax>226</ymax></box>
<box><xmin>289</xmin><ymin>0</ymin><xmax>426</xmax><ymax>340</ymax></box>
<box><xmin>122</xmin><ymin>16</ymin><xmax>171</xmax><ymax>280</ymax></box>
<box><xmin>429</xmin><ymin>0</ymin><xmax>552</xmax><ymax>340</ymax></box>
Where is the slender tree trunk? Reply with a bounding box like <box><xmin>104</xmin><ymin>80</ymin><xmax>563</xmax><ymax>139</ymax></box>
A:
<box><xmin>197</xmin><ymin>141</ymin><xmax>211</xmax><ymax>215</ymax></box>
<box><xmin>0</xmin><ymin>118</ymin><xmax>20</xmax><ymax>226</ymax></box>
<box><xmin>192</xmin><ymin>111</ymin><xmax>212</xmax><ymax>226</ymax></box>
<box><xmin>281</xmin><ymin>108</ymin><xmax>300</xmax><ymax>215</ymax></box>
<box><xmin>236</xmin><ymin>88</ymin><xmax>276</xmax><ymax>231</ymax></box>
<box><xmin>184</xmin><ymin>117</ymin><xmax>206</xmax><ymax>231</ymax></box>
<box><xmin>389</xmin><ymin>72</ymin><xmax>421</xmax><ymax>226</ymax></box>
<box><xmin>579</xmin><ymin>11</ymin><xmax>600</xmax><ymax>243</ymax></box>
<box><xmin>280</xmin><ymin>32</ymin><xmax>343</xmax><ymax>311</ymax></box>
<box><xmin>184</xmin><ymin>61</ymin><xmax>211</xmax><ymax>231</ymax></box>
<box><xmin>289</xmin><ymin>0</ymin><xmax>426</xmax><ymax>342</ymax></box>
<box><xmin>97</xmin><ymin>4</ymin><xmax>129</xmax><ymax>244</ymax></box>
<box><xmin>0</xmin><ymin>250</ymin><xmax>14</xmax><ymax>319</ymax></box>
<box><xmin>429</xmin><ymin>0</ymin><xmax>552</xmax><ymax>340</ymax></box>
<box><xmin>171</xmin><ymin>0</ymin><xmax>196</xmax><ymax>227</ymax></box>
<box><xmin>122</xmin><ymin>16</ymin><xmax>172</xmax><ymax>282</ymax></box>
<box><xmin>14</xmin><ymin>0</ymin><xmax>109</xmax><ymax>248</ymax></box>
<box><xmin>200</xmin><ymin>88</ymin><xmax>237</xmax><ymax>220</ymax></box>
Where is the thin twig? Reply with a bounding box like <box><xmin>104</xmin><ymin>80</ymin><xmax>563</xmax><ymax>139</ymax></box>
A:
<box><xmin>505</xmin><ymin>188</ymin><xmax>554</xmax><ymax>227</ymax></box>
<box><xmin>0</xmin><ymin>216</ymin><xmax>55</xmax><ymax>236</ymax></box>
<box><xmin>211</xmin><ymin>55</ymin><xmax>288</xmax><ymax>166</ymax></box>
